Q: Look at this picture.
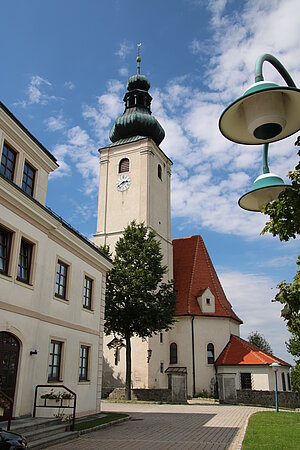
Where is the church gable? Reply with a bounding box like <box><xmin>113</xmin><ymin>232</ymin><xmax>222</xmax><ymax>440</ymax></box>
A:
<box><xmin>173</xmin><ymin>235</ymin><xmax>242</xmax><ymax>323</ymax></box>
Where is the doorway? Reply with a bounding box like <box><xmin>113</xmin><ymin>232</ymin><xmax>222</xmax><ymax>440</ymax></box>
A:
<box><xmin>0</xmin><ymin>332</ymin><xmax>20</xmax><ymax>420</ymax></box>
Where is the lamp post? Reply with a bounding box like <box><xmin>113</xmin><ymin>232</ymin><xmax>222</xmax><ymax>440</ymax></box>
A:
<box><xmin>219</xmin><ymin>54</ymin><xmax>300</xmax><ymax>211</ymax></box>
<box><xmin>270</xmin><ymin>362</ymin><xmax>281</xmax><ymax>413</ymax></box>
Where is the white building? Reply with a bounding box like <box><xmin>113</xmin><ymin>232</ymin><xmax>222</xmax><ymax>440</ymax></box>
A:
<box><xmin>97</xmin><ymin>59</ymin><xmax>291</xmax><ymax>400</ymax></box>
<box><xmin>0</xmin><ymin>101</ymin><xmax>112</xmax><ymax>420</ymax></box>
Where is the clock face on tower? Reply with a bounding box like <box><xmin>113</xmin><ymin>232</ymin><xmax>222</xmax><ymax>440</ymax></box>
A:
<box><xmin>116</xmin><ymin>174</ymin><xmax>131</xmax><ymax>191</ymax></box>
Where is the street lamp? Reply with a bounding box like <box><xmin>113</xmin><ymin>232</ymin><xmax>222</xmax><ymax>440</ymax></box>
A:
<box><xmin>219</xmin><ymin>54</ymin><xmax>300</xmax><ymax>211</ymax></box>
<box><xmin>270</xmin><ymin>362</ymin><xmax>281</xmax><ymax>413</ymax></box>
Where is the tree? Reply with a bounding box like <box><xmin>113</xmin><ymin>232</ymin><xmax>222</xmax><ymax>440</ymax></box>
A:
<box><xmin>261</xmin><ymin>145</ymin><xmax>300</xmax><ymax>362</ymax></box>
<box><xmin>104</xmin><ymin>221</ymin><xmax>177</xmax><ymax>400</ymax></box>
<box><xmin>291</xmin><ymin>364</ymin><xmax>300</xmax><ymax>391</ymax></box>
<box><xmin>248</xmin><ymin>331</ymin><xmax>273</xmax><ymax>354</ymax></box>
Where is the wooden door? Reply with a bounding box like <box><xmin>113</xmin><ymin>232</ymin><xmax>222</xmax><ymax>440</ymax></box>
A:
<box><xmin>0</xmin><ymin>332</ymin><xmax>20</xmax><ymax>420</ymax></box>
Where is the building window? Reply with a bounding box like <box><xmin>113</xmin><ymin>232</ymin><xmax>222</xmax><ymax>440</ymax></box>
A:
<box><xmin>241</xmin><ymin>372</ymin><xmax>252</xmax><ymax>390</ymax></box>
<box><xmin>206</xmin><ymin>298</ymin><xmax>211</xmax><ymax>305</ymax></box>
<box><xmin>48</xmin><ymin>340</ymin><xmax>62</xmax><ymax>382</ymax></box>
<box><xmin>17</xmin><ymin>238</ymin><xmax>33</xmax><ymax>284</ymax></box>
<box><xmin>79</xmin><ymin>345</ymin><xmax>89</xmax><ymax>381</ymax></box>
<box><xmin>281</xmin><ymin>372</ymin><xmax>286</xmax><ymax>391</ymax></box>
<box><xmin>119</xmin><ymin>158</ymin><xmax>129</xmax><ymax>173</ymax></box>
<box><xmin>83</xmin><ymin>276</ymin><xmax>93</xmax><ymax>310</ymax></box>
<box><xmin>170</xmin><ymin>343</ymin><xmax>177</xmax><ymax>364</ymax></box>
<box><xmin>158</xmin><ymin>164</ymin><xmax>162</xmax><ymax>180</ymax></box>
<box><xmin>287</xmin><ymin>372</ymin><xmax>291</xmax><ymax>391</ymax></box>
<box><xmin>160</xmin><ymin>332</ymin><xmax>163</xmax><ymax>344</ymax></box>
<box><xmin>55</xmin><ymin>260</ymin><xmax>68</xmax><ymax>299</ymax></box>
<box><xmin>207</xmin><ymin>343</ymin><xmax>215</xmax><ymax>364</ymax></box>
<box><xmin>0</xmin><ymin>226</ymin><xmax>12</xmax><ymax>275</ymax></box>
<box><xmin>22</xmin><ymin>161</ymin><xmax>36</xmax><ymax>196</ymax></box>
<box><xmin>160</xmin><ymin>362</ymin><xmax>164</xmax><ymax>374</ymax></box>
<box><xmin>0</xmin><ymin>143</ymin><xmax>17</xmax><ymax>181</ymax></box>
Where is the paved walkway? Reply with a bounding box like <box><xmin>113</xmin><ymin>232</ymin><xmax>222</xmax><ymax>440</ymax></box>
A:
<box><xmin>48</xmin><ymin>401</ymin><xmax>266</xmax><ymax>450</ymax></box>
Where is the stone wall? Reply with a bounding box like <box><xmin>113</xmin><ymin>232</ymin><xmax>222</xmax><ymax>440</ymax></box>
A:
<box><xmin>108</xmin><ymin>388</ymin><xmax>172</xmax><ymax>402</ymax></box>
<box><xmin>237</xmin><ymin>390</ymin><xmax>300</xmax><ymax>409</ymax></box>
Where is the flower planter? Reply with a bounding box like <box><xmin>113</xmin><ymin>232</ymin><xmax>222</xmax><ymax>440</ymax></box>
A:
<box><xmin>62</xmin><ymin>399</ymin><xmax>71</xmax><ymax>407</ymax></box>
<box><xmin>41</xmin><ymin>398</ymin><xmax>60</xmax><ymax>406</ymax></box>
<box><xmin>0</xmin><ymin>406</ymin><xmax>4</xmax><ymax>416</ymax></box>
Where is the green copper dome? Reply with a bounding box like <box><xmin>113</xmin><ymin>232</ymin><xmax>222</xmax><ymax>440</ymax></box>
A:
<box><xmin>109</xmin><ymin>57</ymin><xmax>165</xmax><ymax>146</ymax></box>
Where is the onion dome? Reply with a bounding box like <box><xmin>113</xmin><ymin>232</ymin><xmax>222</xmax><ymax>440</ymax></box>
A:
<box><xmin>109</xmin><ymin>56</ymin><xmax>165</xmax><ymax>146</ymax></box>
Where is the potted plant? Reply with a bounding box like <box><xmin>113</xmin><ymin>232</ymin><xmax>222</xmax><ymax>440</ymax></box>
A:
<box><xmin>40</xmin><ymin>389</ymin><xmax>60</xmax><ymax>406</ymax></box>
<box><xmin>61</xmin><ymin>391</ymin><xmax>74</xmax><ymax>407</ymax></box>
<box><xmin>0</xmin><ymin>396</ymin><xmax>9</xmax><ymax>416</ymax></box>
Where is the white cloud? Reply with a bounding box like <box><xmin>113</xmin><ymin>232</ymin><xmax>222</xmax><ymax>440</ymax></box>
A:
<box><xmin>16</xmin><ymin>75</ymin><xmax>63</xmax><ymax>107</ymax></box>
<box><xmin>67</xmin><ymin>126</ymin><xmax>90</xmax><ymax>147</ymax></box>
<box><xmin>115</xmin><ymin>40</ymin><xmax>133</xmax><ymax>59</ymax></box>
<box><xmin>119</xmin><ymin>67</ymin><xmax>129</xmax><ymax>77</ymax></box>
<box><xmin>219</xmin><ymin>270</ymin><xmax>293</xmax><ymax>364</ymax></box>
<box><xmin>64</xmin><ymin>81</ymin><xmax>75</xmax><ymax>90</ymax></box>
<box><xmin>45</xmin><ymin>113</ymin><xmax>66</xmax><ymax>131</ymax></box>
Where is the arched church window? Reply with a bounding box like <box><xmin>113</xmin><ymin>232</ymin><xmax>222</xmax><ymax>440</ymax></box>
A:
<box><xmin>158</xmin><ymin>164</ymin><xmax>162</xmax><ymax>180</ymax></box>
<box><xmin>119</xmin><ymin>158</ymin><xmax>129</xmax><ymax>174</ymax></box>
<box><xmin>170</xmin><ymin>342</ymin><xmax>177</xmax><ymax>364</ymax></box>
<box><xmin>207</xmin><ymin>343</ymin><xmax>215</xmax><ymax>364</ymax></box>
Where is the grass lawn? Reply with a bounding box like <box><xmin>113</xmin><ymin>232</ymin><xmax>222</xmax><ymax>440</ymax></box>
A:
<box><xmin>74</xmin><ymin>412</ymin><xmax>128</xmax><ymax>431</ymax></box>
<box><xmin>242</xmin><ymin>411</ymin><xmax>300</xmax><ymax>449</ymax></box>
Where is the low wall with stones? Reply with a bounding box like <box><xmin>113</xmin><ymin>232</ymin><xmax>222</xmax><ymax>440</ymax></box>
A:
<box><xmin>237</xmin><ymin>390</ymin><xmax>300</xmax><ymax>409</ymax></box>
<box><xmin>108</xmin><ymin>388</ymin><xmax>172</xmax><ymax>402</ymax></box>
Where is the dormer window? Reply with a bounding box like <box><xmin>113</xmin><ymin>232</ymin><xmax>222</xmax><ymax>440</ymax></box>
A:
<box><xmin>197</xmin><ymin>287</ymin><xmax>215</xmax><ymax>313</ymax></box>
<box><xmin>206</xmin><ymin>298</ymin><xmax>210</xmax><ymax>305</ymax></box>
<box><xmin>1</xmin><ymin>143</ymin><xmax>17</xmax><ymax>182</ymax></box>
<box><xmin>119</xmin><ymin>158</ymin><xmax>129</xmax><ymax>173</ymax></box>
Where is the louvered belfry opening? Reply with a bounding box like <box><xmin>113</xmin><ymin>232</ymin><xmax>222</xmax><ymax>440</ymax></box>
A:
<box><xmin>119</xmin><ymin>158</ymin><xmax>129</xmax><ymax>173</ymax></box>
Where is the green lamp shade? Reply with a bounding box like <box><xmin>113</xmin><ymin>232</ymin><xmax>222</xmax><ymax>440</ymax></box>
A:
<box><xmin>238</xmin><ymin>172</ymin><xmax>289</xmax><ymax>212</ymax></box>
<box><xmin>219</xmin><ymin>81</ymin><xmax>300</xmax><ymax>145</ymax></box>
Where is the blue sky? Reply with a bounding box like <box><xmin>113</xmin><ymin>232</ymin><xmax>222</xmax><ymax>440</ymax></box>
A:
<box><xmin>1</xmin><ymin>0</ymin><xmax>299</xmax><ymax>363</ymax></box>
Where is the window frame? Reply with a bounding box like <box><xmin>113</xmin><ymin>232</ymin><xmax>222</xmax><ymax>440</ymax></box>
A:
<box><xmin>0</xmin><ymin>225</ymin><xmax>13</xmax><ymax>276</ymax></box>
<box><xmin>79</xmin><ymin>345</ymin><xmax>90</xmax><ymax>382</ymax></box>
<box><xmin>17</xmin><ymin>237</ymin><xmax>33</xmax><ymax>284</ymax></box>
<box><xmin>158</xmin><ymin>163</ymin><xmax>162</xmax><ymax>180</ymax></box>
<box><xmin>170</xmin><ymin>342</ymin><xmax>178</xmax><ymax>364</ymax></box>
<box><xmin>240</xmin><ymin>372</ymin><xmax>252</xmax><ymax>390</ymax></box>
<box><xmin>83</xmin><ymin>275</ymin><xmax>93</xmax><ymax>310</ymax></box>
<box><xmin>207</xmin><ymin>343</ymin><xmax>215</xmax><ymax>365</ymax></box>
<box><xmin>160</xmin><ymin>362</ymin><xmax>164</xmax><ymax>374</ymax></box>
<box><xmin>48</xmin><ymin>340</ymin><xmax>63</xmax><ymax>382</ymax></box>
<box><xmin>287</xmin><ymin>372</ymin><xmax>291</xmax><ymax>391</ymax></box>
<box><xmin>22</xmin><ymin>160</ymin><xmax>36</xmax><ymax>196</ymax></box>
<box><xmin>281</xmin><ymin>372</ymin><xmax>286</xmax><ymax>391</ymax></box>
<box><xmin>0</xmin><ymin>142</ymin><xmax>17</xmax><ymax>182</ymax></box>
<box><xmin>55</xmin><ymin>259</ymin><xmax>69</xmax><ymax>300</ymax></box>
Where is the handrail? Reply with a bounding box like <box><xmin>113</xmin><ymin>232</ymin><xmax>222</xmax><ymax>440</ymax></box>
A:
<box><xmin>33</xmin><ymin>385</ymin><xmax>77</xmax><ymax>431</ymax></box>
<box><xmin>0</xmin><ymin>390</ymin><xmax>13</xmax><ymax>431</ymax></box>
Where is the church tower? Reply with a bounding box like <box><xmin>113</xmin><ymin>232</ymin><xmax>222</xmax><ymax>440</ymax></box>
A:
<box><xmin>94</xmin><ymin>54</ymin><xmax>173</xmax><ymax>279</ymax></box>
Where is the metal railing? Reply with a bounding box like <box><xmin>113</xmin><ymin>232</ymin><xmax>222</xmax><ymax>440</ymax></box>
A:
<box><xmin>33</xmin><ymin>385</ymin><xmax>76</xmax><ymax>431</ymax></box>
<box><xmin>0</xmin><ymin>390</ymin><xmax>13</xmax><ymax>431</ymax></box>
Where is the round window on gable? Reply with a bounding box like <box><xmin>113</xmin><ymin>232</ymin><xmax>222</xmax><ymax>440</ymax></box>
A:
<box><xmin>119</xmin><ymin>158</ymin><xmax>129</xmax><ymax>173</ymax></box>
<box><xmin>158</xmin><ymin>164</ymin><xmax>162</xmax><ymax>180</ymax></box>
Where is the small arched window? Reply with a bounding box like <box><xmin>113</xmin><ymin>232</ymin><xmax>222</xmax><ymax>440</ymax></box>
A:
<box><xmin>207</xmin><ymin>343</ymin><xmax>215</xmax><ymax>364</ymax></box>
<box><xmin>158</xmin><ymin>164</ymin><xmax>162</xmax><ymax>180</ymax></box>
<box><xmin>170</xmin><ymin>343</ymin><xmax>177</xmax><ymax>364</ymax></box>
<box><xmin>119</xmin><ymin>158</ymin><xmax>129</xmax><ymax>173</ymax></box>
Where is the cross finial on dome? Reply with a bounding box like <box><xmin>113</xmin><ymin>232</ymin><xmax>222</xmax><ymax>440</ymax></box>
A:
<box><xmin>137</xmin><ymin>43</ymin><xmax>141</xmax><ymax>74</ymax></box>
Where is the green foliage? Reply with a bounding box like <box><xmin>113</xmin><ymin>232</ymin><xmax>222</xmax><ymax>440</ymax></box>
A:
<box><xmin>291</xmin><ymin>364</ymin><xmax>300</xmax><ymax>391</ymax></box>
<box><xmin>261</xmin><ymin>150</ymin><xmax>300</xmax><ymax>362</ymax></box>
<box><xmin>242</xmin><ymin>412</ymin><xmax>300</xmax><ymax>449</ymax></box>
<box><xmin>104</xmin><ymin>221</ymin><xmax>177</xmax><ymax>339</ymax></box>
<box><xmin>261</xmin><ymin>167</ymin><xmax>300</xmax><ymax>241</ymax></box>
<box><xmin>97</xmin><ymin>244</ymin><xmax>112</xmax><ymax>258</ymax></box>
<box><xmin>247</xmin><ymin>331</ymin><xmax>273</xmax><ymax>354</ymax></box>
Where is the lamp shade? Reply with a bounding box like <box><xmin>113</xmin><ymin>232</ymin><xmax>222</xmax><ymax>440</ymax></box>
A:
<box><xmin>238</xmin><ymin>172</ymin><xmax>290</xmax><ymax>212</ymax></box>
<box><xmin>219</xmin><ymin>81</ymin><xmax>300</xmax><ymax>145</ymax></box>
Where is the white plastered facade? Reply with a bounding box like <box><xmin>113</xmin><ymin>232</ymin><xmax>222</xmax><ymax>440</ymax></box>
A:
<box><xmin>0</xmin><ymin>105</ymin><xmax>112</xmax><ymax>418</ymax></box>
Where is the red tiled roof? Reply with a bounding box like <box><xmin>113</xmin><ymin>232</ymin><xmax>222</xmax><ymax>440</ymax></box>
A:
<box><xmin>172</xmin><ymin>235</ymin><xmax>242</xmax><ymax>323</ymax></box>
<box><xmin>215</xmin><ymin>334</ymin><xmax>291</xmax><ymax>366</ymax></box>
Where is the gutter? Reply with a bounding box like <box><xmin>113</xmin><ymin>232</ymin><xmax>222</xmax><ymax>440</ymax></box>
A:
<box><xmin>191</xmin><ymin>316</ymin><xmax>195</xmax><ymax>397</ymax></box>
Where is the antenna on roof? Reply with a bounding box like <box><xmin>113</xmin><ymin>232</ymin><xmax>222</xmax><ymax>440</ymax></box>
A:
<box><xmin>137</xmin><ymin>43</ymin><xmax>141</xmax><ymax>74</ymax></box>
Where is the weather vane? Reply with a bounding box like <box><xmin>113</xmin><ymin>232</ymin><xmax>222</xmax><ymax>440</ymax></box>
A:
<box><xmin>137</xmin><ymin>43</ymin><xmax>141</xmax><ymax>74</ymax></box>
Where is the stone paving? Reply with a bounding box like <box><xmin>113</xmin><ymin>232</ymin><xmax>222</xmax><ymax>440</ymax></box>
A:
<box><xmin>48</xmin><ymin>401</ymin><xmax>266</xmax><ymax>450</ymax></box>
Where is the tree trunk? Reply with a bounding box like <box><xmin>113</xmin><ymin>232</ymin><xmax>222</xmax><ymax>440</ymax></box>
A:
<box><xmin>125</xmin><ymin>333</ymin><xmax>131</xmax><ymax>400</ymax></box>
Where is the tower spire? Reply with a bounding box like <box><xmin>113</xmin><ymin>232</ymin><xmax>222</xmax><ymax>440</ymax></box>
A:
<box><xmin>137</xmin><ymin>43</ymin><xmax>141</xmax><ymax>75</ymax></box>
